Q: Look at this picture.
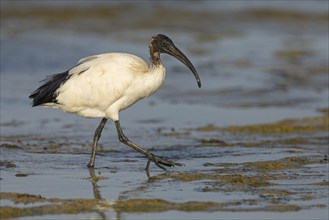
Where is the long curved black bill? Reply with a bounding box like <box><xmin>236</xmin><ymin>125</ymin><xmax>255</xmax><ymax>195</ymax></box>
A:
<box><xmin>166</xmin><ymin>45</ymin><xmax>201</xmax><ymax>88</ymax></box>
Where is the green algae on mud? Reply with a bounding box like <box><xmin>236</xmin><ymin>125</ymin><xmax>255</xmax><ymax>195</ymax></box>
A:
<box><xmin>114</xmin><ymin>199</ymin><xmax>242</xmax><ymax>213</ymax></box>
<box><xmin>316</xmin><ymin>181</ymin><xmax>329</xmax><ymax>186</ymax></box>
<box><xmin>199</xmin><ymin>139</ymin><xmax>228</xmax><ymax>145</ymax></box>
<box><xmin>0</xmin><ymin>192</ymin><xmax>113</xmax><ymax>219</ymax></box>
<box><xmin>223</xmin><ymin>116</ymin><xmax>328</xmax><ymax>134</ymax></box>
<box><xmin>243</xmin><ymin>157</ymin><xmax>310</xmax><ymax>171</ymax></box>
<box><xmin>0</xmin><ymin>160</ymin><xmax>16</xmax><ymax>168</ymax></box>
<box><xmin>195</xmin><ymin>112</ymin><xmax>328</xmax><ymax>134</ymax></box>
<box><xmin>0</xmin><ymin>192</ymin><xmax>48</xmax><ymax>204</ymax></box>
<box><xmin>0</xmin><ymin>192</ymin><xmax>308</xmax><ymax>219</ymax></box>
<box><xmin>274</xmin><ymin>49</ymin><xmax>314</xmax><ymax>61</ymax></box>
<box><xmin>149</xmin><ymin>172</ymin><xmax>271</xmax><ymax>187</ymax></box>
<box><xmin>259</xmin><ymin>189</ymin><xmax>295</xmax><ymax>196</ymax></box>
<box><xmin>205</xmin><ymin>156</ymin><xmax>321</xmax><ymax>173</ymax></box>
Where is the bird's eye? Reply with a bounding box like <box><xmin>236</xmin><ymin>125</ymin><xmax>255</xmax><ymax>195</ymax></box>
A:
<box><xmin>160</xmin><ymin>41</ymin><xmax>167</xmax><ymax>47</ymax></box>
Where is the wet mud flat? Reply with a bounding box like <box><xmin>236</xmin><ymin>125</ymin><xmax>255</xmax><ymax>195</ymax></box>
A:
<box><xmin>1</xmin><ymin>109</ymin><xmax>328</xmax><ymax>219</ymax></box>
<box><xmin>1</xmin><ymin>1</ymin><xmax>329</xmax><ymax>219</ymax></box>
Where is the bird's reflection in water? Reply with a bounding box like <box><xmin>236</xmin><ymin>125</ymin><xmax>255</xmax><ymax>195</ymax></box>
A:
<box><xmin>89</xmin><ymin>168</ymin><xmax>103</xmax><ymax>200</ymax></box>
<box><xmin>88</xmin><ymin>167</ymin><xmax>119</xmax><ymax>220</ymax></box>
<box><xmin>88</xmin><ymin>166</ymin><xmax>158</xmax><ymax>220</ymax></box>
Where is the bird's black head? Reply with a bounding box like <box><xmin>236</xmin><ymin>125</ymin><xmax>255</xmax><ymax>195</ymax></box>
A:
<box><xmin>149</xmin><ymin>34</ymin><xmax>201</xmax><ymax>88</ymax></box>
<box><xmin>150</xmin><ymin>34</ymin><xmax>175</xmax><ymax>54</ymax></box>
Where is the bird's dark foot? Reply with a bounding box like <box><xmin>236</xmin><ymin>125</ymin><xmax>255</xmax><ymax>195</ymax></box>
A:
<box><xmin>145</xmin><ymin>153</ymin><xmax>184</xmax><ymax>171</ymax></box>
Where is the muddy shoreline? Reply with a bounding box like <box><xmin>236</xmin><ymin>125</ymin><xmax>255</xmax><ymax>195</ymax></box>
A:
<box><xmin>1</xmin><ymin>1</ymin><xmax>328</xmax><ymax>219</ymax></box>
<box><xmin>1</xmin><ymin>110</ymin><xmax>328</xmax><ymax>219</ymax></box>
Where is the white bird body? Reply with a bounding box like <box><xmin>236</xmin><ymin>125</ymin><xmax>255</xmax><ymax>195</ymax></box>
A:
<box><xmin>44</xmin><ymin>53</ymin><xmax>165</xmax><ymax>121</ymax></box>
<box><xmin>30</xmin><ymin>34</ymin><xmax>201</xmax><ymax>170</ymax></box>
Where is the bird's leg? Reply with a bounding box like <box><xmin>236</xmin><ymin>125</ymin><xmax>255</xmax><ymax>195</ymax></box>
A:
<box><xmin>114</xmin><ymin>120</ymin><xmax>183</xmax><ymax>171</ymax></box>
<box><xmin>87</xmin><ymin>118</ymin><xmax>108</xmax><ymax>168</ymax></box>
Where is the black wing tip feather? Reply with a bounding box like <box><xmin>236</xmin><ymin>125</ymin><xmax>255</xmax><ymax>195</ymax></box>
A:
<box><xmin>29</xmin><ymin>70</ymin><xmax>71</xmax><ymax>107</ymax></box>
<box><xmin>28</xmin><ymin>92</ymin><xmax>39</xmax><ymax>107</ymax></box>
<box><xmin>29</xmin><ymin>91</ymin><xmax>45</xmax><ymax>107</ymax></box>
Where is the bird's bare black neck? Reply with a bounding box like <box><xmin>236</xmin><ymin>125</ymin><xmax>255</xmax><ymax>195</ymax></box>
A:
<box><xmin>149</xmin><ymin>44</ymin><xmax>161</xmax><ymax>67</ymax></box>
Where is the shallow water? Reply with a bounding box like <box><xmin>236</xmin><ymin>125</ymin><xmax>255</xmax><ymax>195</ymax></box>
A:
<box><xmin>1</xmin><ymin>1</ymin><xmax>328</xmax><ymax>220</ymax></box>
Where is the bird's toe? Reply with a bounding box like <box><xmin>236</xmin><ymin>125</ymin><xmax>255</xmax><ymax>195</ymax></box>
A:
<box><xmin>147</xmin><ymin>153</ymin><xmax>184</xmax><ymax>170</ymax></box>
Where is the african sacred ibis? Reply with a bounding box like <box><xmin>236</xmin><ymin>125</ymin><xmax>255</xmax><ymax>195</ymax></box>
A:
<box><xmin>29</xmin><ymin>34</ymin><xmax>201</xmax><ymax>171</ymax></box>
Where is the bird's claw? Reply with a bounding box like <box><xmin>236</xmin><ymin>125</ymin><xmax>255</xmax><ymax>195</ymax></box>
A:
<box><xmin>145</xmin><ymin>152</ymin><xmax>184</xmax><ymax>171</ymax></box>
